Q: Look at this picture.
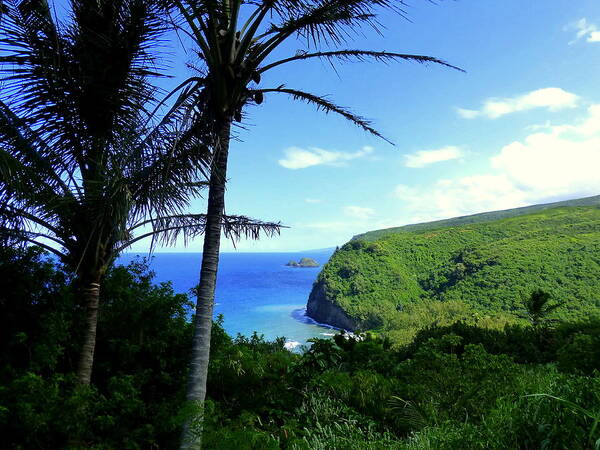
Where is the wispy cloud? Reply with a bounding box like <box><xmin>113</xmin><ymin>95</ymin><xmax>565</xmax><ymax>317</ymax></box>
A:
<box><xmin>343</xmin><ymin>206</ymin><xmax>375</xmax><ymax>220</ymax></box>
<box><xmin>456</xmin><ymin>108</ymin><xmax>480</xmax><ymax>119</ymax></box>
<box><xmin>458</xmin><ymin>88</ymin><xmax>579</xmax><ymax>119</ymax></box>
<box><xmin>567</xmin><ymin>18</ymin><xmax>600</xmax><ymax>44</ymax></box>
<box><xmin>278</xmin><ymin>146</ymin><xmax>373</xmax><ymax>169</ymax></box>
<box><xmin>395</xmin><ymin>103</ymin><xmax>600</xmax><ymax>222</ymax></box>
<box><xmin>404</xmin><ymin>146</ymin><xmax>464</xmax><ymax>168</ymax></box>
<box><xmin>303</xmin><ymin>221</ymin><xmax>351</xmax><ymax>232</ymax></box>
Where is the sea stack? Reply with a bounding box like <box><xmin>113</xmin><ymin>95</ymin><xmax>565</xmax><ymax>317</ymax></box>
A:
<box><xmin>286</xmin><ymin>257</ymin><xmax>319</xmax><ymax>268</ymax></box>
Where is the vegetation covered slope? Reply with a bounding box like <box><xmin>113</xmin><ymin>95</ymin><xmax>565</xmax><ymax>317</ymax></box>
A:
<box><xmin>311</xmin><ymin>203</ymin><xmax>600</xmax><ymax>342</ymax></box>
<box><xmin>353</xmin><ymin>194</ymin><xmax>600</xmax><ymax>241</ymax></box>
<box><xmin>4</xmin><ymin>245</ymin><xmax>600</xmax><ymax>449</ymax></box>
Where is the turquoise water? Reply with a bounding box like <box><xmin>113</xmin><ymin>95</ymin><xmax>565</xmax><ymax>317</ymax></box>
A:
<box><xmin>117</xmin><ymin>250</ymin><xmax>337</xmax><ymax>348</ymax></box>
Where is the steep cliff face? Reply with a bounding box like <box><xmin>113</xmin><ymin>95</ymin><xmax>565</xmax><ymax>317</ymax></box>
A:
<box><xmin>306</xmin><ymin>279</ymin><xmax>357</xmax><ymax>331</ymax></box>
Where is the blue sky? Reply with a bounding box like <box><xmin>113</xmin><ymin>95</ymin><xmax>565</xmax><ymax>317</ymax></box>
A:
<box><xmin>132</xmin><ymin>0</ymin><xmax>600</xmax><ymax>252</ymax></box>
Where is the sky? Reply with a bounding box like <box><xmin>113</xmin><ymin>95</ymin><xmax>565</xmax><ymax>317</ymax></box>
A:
<box><xmin>127</xmin><ymin>0</ymin><xmax>600</xmax><ymax>252</ymax></box>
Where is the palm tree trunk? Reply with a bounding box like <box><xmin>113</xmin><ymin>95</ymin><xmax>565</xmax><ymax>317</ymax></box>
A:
<box><xmin>76</xmin><ymin>274</ymin><xmax>102</xmax><ymax>385</ymax></box>
<box><xmin>181</xmin><ymin>119</ymin><xmax>231</xmax><ymax>449</ymax></box>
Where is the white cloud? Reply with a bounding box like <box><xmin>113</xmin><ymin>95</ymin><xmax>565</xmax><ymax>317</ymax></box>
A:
<box><xmin>546</xmin><ymin>103</ymin><xmax>600</xmax><ymax>136</ymax></box>
<box><xmin>456</xmin><ymin>108</ymin><xmax>481</xmax><ymax>119</ymax></box>
<box><xmin>304</xmin><ymin>221</ymin><xmax>350</xmax><ymax>232</ymax></box>
<box><xmin>525</xmin><ymin>121</ymin><xmax>554</xmax><ymax>132</ymax></box>
<box><xmin>299</xmin><ymin>219</ymin><xmax>382</xmax><ymax>244</ymax></box>
<box><xmin>305</xmin><ymin>198</ymin><xmax>322</xmax><ymax>204</ymax></box>
<box><xmin>278</xmin><ymin>146</ymin><xmax>373</xmax><ymax>169</ymax></box>
<box><xmin>395</xmin><ymin>104</ymin><xmax>600</xmax><ymax>222</ymax></box>
<box><xmin>568</xmin><ymin>18</ymin><xmax>600</xmax><ymax>44</ymax></box>
<box><xmin>458</xmin><ymin>88</ymin><xmax>579</xmax><ymax>119</ymax></box>
<box><xmin>491</xmin><ymin>106</ymin><xmax>600</xmax><ymax>198</ymax></box>
<box><xmin>394</xmin><ymin>176</ymin><xmax>526</xmax><ymax>222</ymax></box>
<box><xmin>343</xmin><ymin>206</ymin><xmax>375</xmax><ymax>220</ymax></box>
<box><xmin>404</xmin><ymin>146</ymin><xmax>464</xmax><ymax>168</ymax></box>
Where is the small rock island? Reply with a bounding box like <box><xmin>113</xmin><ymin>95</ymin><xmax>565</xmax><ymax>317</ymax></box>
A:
<box><xmin>286</xmin><ymin>257</ymin><xmax>320</xmax><ymax>268</ymax></box>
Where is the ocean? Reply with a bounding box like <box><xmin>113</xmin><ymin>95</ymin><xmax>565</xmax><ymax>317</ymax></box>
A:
<box><xmin>117</xmin><ymin>249</ymin><xmax>337</xmax><ymax>349</ymax></box>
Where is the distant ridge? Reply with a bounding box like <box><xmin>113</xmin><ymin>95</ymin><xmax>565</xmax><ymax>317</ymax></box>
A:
<box><xmin>353</xmin><ymin>194</ymin><xmax>600</xmax><ymax>241</ymax></box>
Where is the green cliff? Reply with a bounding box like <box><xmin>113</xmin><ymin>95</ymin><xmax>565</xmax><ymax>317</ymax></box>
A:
<box><xmin>307</xmin><ymin>197</ymin><xmax>600</xmax><ymax>343</ymax></box>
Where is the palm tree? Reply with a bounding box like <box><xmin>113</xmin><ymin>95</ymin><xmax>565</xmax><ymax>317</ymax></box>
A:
<box><xmin>0</xmin><ymin>0</ymin><xmax>278</xmax><ymax>385</ymax></box>
<box><xmin>523</xmin><ymin>289</ymin><xmax>564</xmax><ymax>329</ymax></box>
<box><xmin>170</xmin><ymin>0</ymin><xmax>461</xmax><ymax>446</ymax></box>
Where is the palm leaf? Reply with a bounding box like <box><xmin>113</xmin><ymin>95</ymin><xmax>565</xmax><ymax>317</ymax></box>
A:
<box><xmin>260</xmin><ymin>49</ymin><xmax>464</xmax><ymax>73</ymax></box>
<box><xmin>121</xmin><ymin>213</ymin><xmax>283</xmax><ymax>251</ymax></box>
<box><xmin>257</xmin><ymin>86</ymin><xmax>392</xmax><ymax>143</ymax></box>
<box><xmin>389</xmin><ymin>396</ymin><xmax>428</xmax><ymax>431</ymax></box>
<box><xmin>251</xmin><ymin>0</ymin><xmax>398</xmax><ymax>62</ymax></box>
<box><xmin>527</xmin><ymin>394</ymin><xmax>600</xmax><ymax>447</ymax></box>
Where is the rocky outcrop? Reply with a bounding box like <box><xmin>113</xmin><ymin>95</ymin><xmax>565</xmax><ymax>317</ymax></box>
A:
<box><xmin>306</xmin><ymin>279</ymin><xmax>357</xmax><ymax>331</ymax></box>
<box><xmin>286</xmin><ymin>257</ymin><xmax>319</xmax><ymax>268</ymax></box>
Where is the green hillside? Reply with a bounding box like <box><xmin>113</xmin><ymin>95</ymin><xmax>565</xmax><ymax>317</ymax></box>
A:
<box><xmin>353</xmin><ymin>194</ymin><xmax>600</xmax><ymax>241</ymax></box>
<box><xmin>313</xmin><ymin>204</ymin><xmax>600</xmax><ymax>344</ymax></box>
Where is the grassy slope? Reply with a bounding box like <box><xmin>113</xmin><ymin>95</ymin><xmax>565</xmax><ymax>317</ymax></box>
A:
<box><xmin>316</xmin><ymin>203</ymin><xmax>600</xmax><ymax>342</ymax></box>
<box><xmin>353</xmin><ymin>194</ymin><xmax>600</xmax><ymax>241</ymax></box>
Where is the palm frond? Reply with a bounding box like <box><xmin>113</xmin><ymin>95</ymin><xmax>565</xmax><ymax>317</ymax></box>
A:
<box><xmin>260</xmin><ymin>49</ymin><xmax>464</xmax><ymax>73</ymax></box>
<box><xmin>0</xmin><ymin>225</ymin><xmax>66</xmax><ymax>258</ymax></box>
<box><xmin>232</xmin><ymin>0</ymin><xmax>275</xmax><ymax>66</ymax></box>
<box><xmin>389</xmin><ymin>396</ymin><xmax>428</xmax><ymax>431</ymax></box>
<box><xmin>257</xmin><ymin>86</ymin><xmax>392</xmax><ymax>143</ymax></box>
<box><xmin>0</xmin><ymin>0</ymin><xmax>166</xmax><ymax>162</ymax></box>
<box><xmin>120</xmin><ymin>213</ymin><xmax>284</xmax><ymax>252</ymax></box>
<box><xmin>222</xmin><ymin>214</ymin><xmax>284</xmax><ymax>240</ymax></box>
<box><xmin>0</xmin><ymin>149</ymin><xmax>79</xmax><ymax>231</ymax></box>
<box><xmin>121</xmin><ymin>213</ymin><xmax>208</xmax><ymax>251</ymax></box>
<box><xmin>0</xmin><ymin>100</ymin><xmax>77</xmax><ymax>197</ymax></box>
<box><xmin>0</xmin><ymin>203</ymin><xmax>62</xmax><ymax>236</ymax></box>
<box><xmin>145</xmin><ymin>76</ymin><xmax>206</xmax><ymax>129</ymax></box>
<box><xmin>124</xmin><ymin>115</ymin><xmax>213</xmax><ymax>224</ymax></box>
<box><xmin>0</xmin><ymin>0</ymin><xmax>209</xmax><ymax>276</ymax></box>
<box><xmin>252</xmin><ymin>0</ymin><xmax>400</xmax><ymax>62</ymax></box>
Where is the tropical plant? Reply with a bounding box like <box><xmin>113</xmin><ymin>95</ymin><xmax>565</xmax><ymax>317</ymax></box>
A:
<box><xmin>0</xmin><ymin>0</ymin><xmax>207</xmax><ymax>385</ymax></box>
<box><xmin>0</xmin><ymin>0</ymin><xmax>276</xmax><ymax>385</ymax></box>
<box><xmin>523</xmin><ymin>289</ymin><xmax>564</xmax><ymax>329</ymax></box>
<box><xmin>4</xmin><ymin>245</ymin><xmax>600</xmax><ymax>447</ymax></box>
<box><xmin>526</xmin><ymin>394</ymin><xmax>600</xmax><ymax>449</ymax></box>
<box><xmin>168</xmin><ymin>0</ymin><xmax>460</xmax><ymax>446</ymax></box>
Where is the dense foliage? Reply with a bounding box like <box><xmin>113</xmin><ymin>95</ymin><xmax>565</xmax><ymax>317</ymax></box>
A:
<box><xmin>0</xmin><ymin>246</ymin><xmax>193</xmax><ymax>447</ymax></box>
<box><xmin>0</xmin><ymin>0</ymin><xmax>218</xmax><ymax>386</ymax></box>
<box><xmin>2</xmin><ymin>246</ymin><xmax>600</xmax><ymax>449</ymax></box>
<box><xmin>315</xmin><ymin>205</ymin><xmax>600</xmax><ymax>343</ymax></box>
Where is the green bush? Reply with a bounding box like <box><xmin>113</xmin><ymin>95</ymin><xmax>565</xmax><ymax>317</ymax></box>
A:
<box><xmin>0</xmin><ymin>249</ymin><xmax>193</xmax><ymax>448</ymax></box>
<box><xmin>557</xmin><ymin>332</ymin><xmax>600</xmax><ymax>375</ymax></box>
<box><xmin>2</xmin><ymin>246</ymin><xmax>600</xmax><ymax>448</ymax></box>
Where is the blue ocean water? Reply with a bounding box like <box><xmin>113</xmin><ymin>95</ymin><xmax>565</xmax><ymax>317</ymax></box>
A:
<box><xmin>117</xmin><ymin>250</ymin><xmax>337</xmax><ymax>348</ymax></box>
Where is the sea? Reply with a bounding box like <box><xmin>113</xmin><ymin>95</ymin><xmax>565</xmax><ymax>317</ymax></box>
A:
<box><xmin>117</xmin><ymin>249</ymin><xmax>337</xmax><ymax>350</ymax></box>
